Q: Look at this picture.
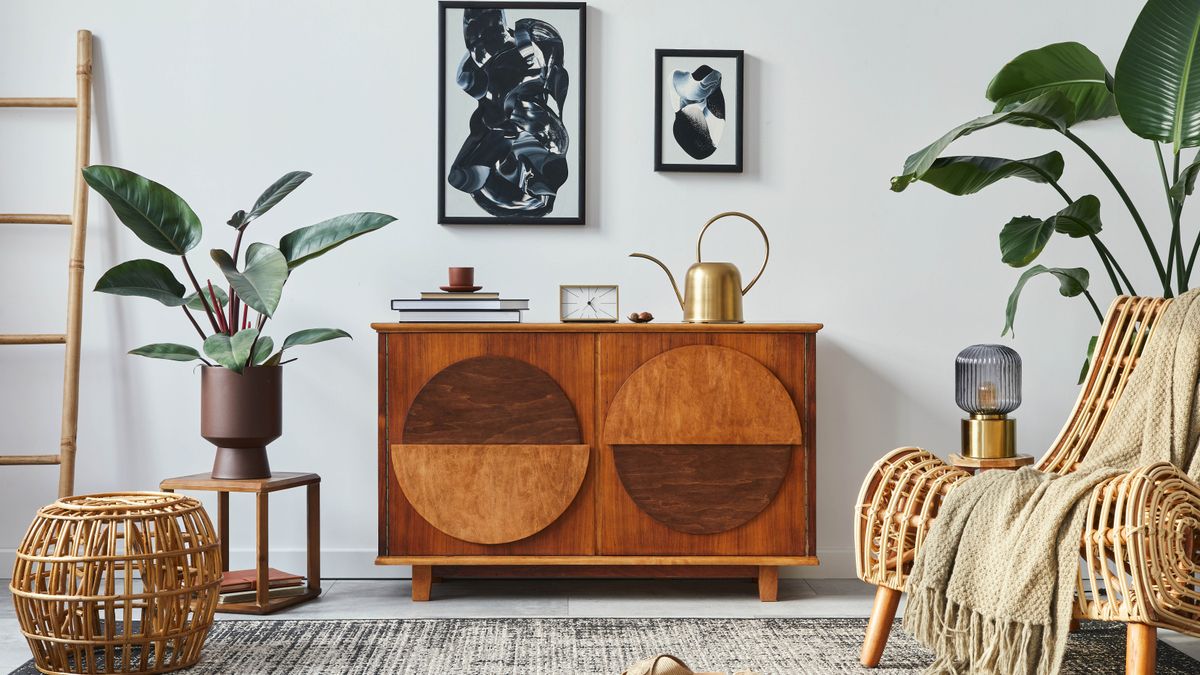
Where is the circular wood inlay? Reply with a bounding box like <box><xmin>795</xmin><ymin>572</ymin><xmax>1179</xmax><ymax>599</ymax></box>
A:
<box><xmin>605</xmin><ymin>345</ymin><xmax>801</xmax><ymax>534</ymax></box>
<box><xmin>393</xmin><ymin>443</ymin><xmax>590</xmax><ymax>545</ymax></box>
<box><xmin>404</xmin><ymin>356</ymin><xmax>582</xmax><ymax>444</ymax></box>
<box><xmin>612</xmin><ymin>444</ymin><xmax>792</xmax><ymax>535</ymax></box>
<box><xmin>397</xmin><ymin>356</ymin><xmax>587</xmax><ymax>544</ymax></box>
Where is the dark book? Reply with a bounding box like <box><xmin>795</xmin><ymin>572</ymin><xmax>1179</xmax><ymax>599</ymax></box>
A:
<box><xmin>219</xmin><ymin>568</ymin><xmax>304</xmax><ymax>593</ymax></box>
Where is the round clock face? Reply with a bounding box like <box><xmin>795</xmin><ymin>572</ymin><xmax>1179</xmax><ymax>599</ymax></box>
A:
<box><xmin>560</xmin><ymin>285</ymin><xmax>618</xmax><ymax>322</ymax></box>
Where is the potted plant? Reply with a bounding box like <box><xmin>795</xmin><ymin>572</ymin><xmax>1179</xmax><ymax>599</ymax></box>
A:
<box><xmin>83</xmin><ymin>166</ymin><xmax>397</xmax><ymax>478</ymax></box>
<box><xmin>891</xmin><ymin>0</ymin><xmax>1200</xmax><ymax>380</ymax></box>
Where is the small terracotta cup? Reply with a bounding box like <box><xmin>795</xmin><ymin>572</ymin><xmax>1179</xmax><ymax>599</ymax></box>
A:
<box><xmin>448</xmin><ymin>266</ymin><xmax>475</xmax><ymax>287</ymax></box>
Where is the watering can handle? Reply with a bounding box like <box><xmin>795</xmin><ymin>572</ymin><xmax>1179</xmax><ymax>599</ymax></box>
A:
<box><xmin>696</xmin><ymin>211</ymin><xmax>770</xmax><ymax>295</ymax></box>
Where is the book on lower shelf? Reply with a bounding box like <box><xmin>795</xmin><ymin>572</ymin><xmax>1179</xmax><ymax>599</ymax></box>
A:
<box><xmin>219</xmin><ymin>567</ymin><xmax>304</xmax><ymax>593</ymax></box>
<box><xmin>219</xmin><ymin>584</ymin><xmax>310</xmax><ymax>604</ymax></box>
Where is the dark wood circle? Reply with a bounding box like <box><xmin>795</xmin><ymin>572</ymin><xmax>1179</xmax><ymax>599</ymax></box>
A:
<box><xmin>403</xmin><ymin>356</ymin><xmax>582</xmax><ymax>444</ymax></box>
<box><xmin>613</xmin><ymin>444</ymin><xmax>792</xmax><ymax>535</ymax></box>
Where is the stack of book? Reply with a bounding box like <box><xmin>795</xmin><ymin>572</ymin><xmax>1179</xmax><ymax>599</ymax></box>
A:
<box><xmin>391</xmin><ymin>291</ymin><xmax>530</xmax><ymax>322</ymax></box>
<box><xmin>218</xmin><ymin>568</ymin><xmax>306</xmax><ymax>604</ymax></box>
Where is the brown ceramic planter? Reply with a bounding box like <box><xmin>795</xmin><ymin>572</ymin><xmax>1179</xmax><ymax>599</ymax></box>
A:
<box><xmin>201</xmin><ymin>366</ymin><xmax>282</xmax><ymax>480</ymax></box>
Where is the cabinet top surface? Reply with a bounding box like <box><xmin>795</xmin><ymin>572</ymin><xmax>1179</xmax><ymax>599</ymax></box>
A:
<box><xmin>372</xmin><ymin>322</ymin><xmax>823</xmax><ymax>333</ymax></box>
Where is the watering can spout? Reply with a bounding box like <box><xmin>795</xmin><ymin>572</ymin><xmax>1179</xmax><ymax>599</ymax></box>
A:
<box><xmin>629</xmin><ymin>252</ymin><xmax>685</xmax><ymax>309</ymax></box>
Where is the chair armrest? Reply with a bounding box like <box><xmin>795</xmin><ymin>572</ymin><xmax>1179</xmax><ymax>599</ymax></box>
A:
<box><xmin>1081</xmin><ymin>463</ymin><xmax>1200</xmax><ymax>630</ymax></box>
<box><xmin>855</xmin><ymin>447</ymin><xmax>971</xmax><ymax>590</ymax></box>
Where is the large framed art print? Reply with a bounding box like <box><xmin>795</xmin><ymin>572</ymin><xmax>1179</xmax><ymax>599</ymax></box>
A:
<box><xmin>439</xmin><ymin>1</ymin><xmax>586</xmax><ymax>225</ymax></box>
<box><xmin>655</xmin><ymin>49</ymin><xmax>743</xmax><ymax>173</ymax></box>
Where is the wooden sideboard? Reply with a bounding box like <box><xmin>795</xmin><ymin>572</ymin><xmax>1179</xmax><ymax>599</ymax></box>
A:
<box><xmin>373</xmin><ymin>322</ymin><xmax>821</xmax><ymax>601</ymax></box>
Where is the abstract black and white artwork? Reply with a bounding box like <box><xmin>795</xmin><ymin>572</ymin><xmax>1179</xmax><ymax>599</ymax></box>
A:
<box><xmin>439</xmin><ymin>2</ymin><xmax>586</xmax><ymax>224</ymax></box>
<box><xmin>655</xmin><ymin>50</ymin><xmax>744</xmax><ymax>173</ymax></box>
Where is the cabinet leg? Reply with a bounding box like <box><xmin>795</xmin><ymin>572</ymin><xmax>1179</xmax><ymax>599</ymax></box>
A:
<box><xmin>412</xmin><ymin>565</ymin><xmax>432</xmax><ymax>602</ymax></box>
<box><xmin>1125</xmin><ymin>623</ymin><xmax>1156</xmax><ymax>675</ymax></box>
<box><xmin>757</xmin><ymin>566</ymin><xmax>778</xmax><ymax>602</ymax></box>
<box><xmin>861</xmin><ymin>586</ymin><xmax>901</xmax><ymax>667</ymax></box>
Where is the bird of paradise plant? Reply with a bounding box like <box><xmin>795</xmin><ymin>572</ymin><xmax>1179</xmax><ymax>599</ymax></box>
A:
<box><xmin>891</xmin><ymin>0</ymin><xmax>1200</xmax><ymax>379</ymax></box>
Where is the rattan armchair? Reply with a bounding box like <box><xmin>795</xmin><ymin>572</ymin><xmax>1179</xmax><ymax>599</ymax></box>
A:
<box><xmin>854</xmin><ymin>296</ymin><xmax>1200</xmax><ymax>675</ymax></box>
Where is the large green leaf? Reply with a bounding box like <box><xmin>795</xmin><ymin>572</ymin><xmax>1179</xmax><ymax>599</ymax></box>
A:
<box><xmin>891</xmin><ymin>92</ymin><xmax>1075</xmax><ymax>192</ymax></box>
<box><xmin>211</xmin><ymin>243</ymin><xmax>288</xmax><ymax>316</ymax></box>
<box><xmin>183</xmin><ymin>286</ymin><xmax>228</xmax><ymax>312</ymax></box>
<box><xmin>1078</xmin><ymin>334</ymin><xmax>1099</xmax><ymax>385</ymax></box>
<box><xmin>129</xmin><ymin>343</ymin><xmax>203</xmax><ymax>362</ymax></box>
<box><xmin>918</xmin><ymin>152</ymin><xmax>1064</xmax><ymax>196</ymax></box>
<box><xmin>1046</xmin><ymin>195</ymin><xmax>1102</xmax><ymax>237</ymax></box>
<box><xmin>1115</xmin><ymin>0</ymin><xmax>1200</xmax><ymax>152</ymax></box>
<box><xmin>278</xmin><ymin>212</ymin><xmax>397</xmax><ymax>268</ymax></box>
<box><xmin>1170</xmin><ymin>157</ymin><xmax>1200</xmax><ymax>200</ymax></box>
<box><xmin>251</xmin><ymin>336</ymin><xmax>274</xmax><ymax>366</ymax></box>
<box><xmin>203</xmin><ymin>328</ymin><xmax>258</xmax><ymax>373</ymax></box>
<box><xmin>283</xmin><ymin>328</ymin><xmax>351</xmax><ymax>351</ymax></box>
<box><xmin>1000</xmin><ymin>217</ymin><xmax>1054</xmax><ymax>267</ymax></box>
<box><xmin>244</xmin><ymin>171</ymin><xmax>312</xmax><ymax>224</ymax></box>
<box><xmin>264</xmin><ymin>328</ymin><xmax>352</xmax><ymax>366</ymax></box>
<box><xmin>998</xmin><ymin>196</ymin><xmax>1102</xmax><ymax>268</ymax></box>
<box><xmin>1002</xmin><ymin>265</ymin><xmax>1090</xmax><ymax>336</ymax></box>
<box><xmin>94</xmin><ymin>259</ymin><xmax>187</xmax><ymax>306</ymax></box>
<box><xmin>81</xmin><ymin>165</ymin><xmax>201</xmax><ymax>255</ymax></box>
<box><xmin>986</xmin><ymin>42</ymin><xmax>1117</xmax><ymax>124</ymax></box>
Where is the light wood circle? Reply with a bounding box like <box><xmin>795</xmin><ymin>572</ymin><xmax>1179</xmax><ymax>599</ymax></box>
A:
<box><xmin>604</xmin><ymin>345</ymin><xmax>801</xmax><ymax>445</ymax></box>
<box><xmin>392</xmin><ymin>444</ymin><xmax>590</xmax><ymax>544</ymax></box>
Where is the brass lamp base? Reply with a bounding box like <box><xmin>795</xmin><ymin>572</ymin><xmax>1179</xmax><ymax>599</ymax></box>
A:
<box><xmin>961</xmin><ymin>414</ymin><xmax>1016</xmax><ymax>459</ymax></box>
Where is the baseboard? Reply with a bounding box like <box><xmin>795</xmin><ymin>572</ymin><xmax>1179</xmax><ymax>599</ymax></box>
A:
<box><xmin>0</xmin><ymin>547</ymin><xmax>857</xmax><ymax>581</ymax></box>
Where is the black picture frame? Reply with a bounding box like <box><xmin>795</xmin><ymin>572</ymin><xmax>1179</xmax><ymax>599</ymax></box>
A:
<box><xmin>438</xmin><ymin>1</ymin><xmax>587</xmax><ymax>225</ymax></box>
<box><xmin>654</xmin><ymin>49</ymin><xmax>744</xmax><ymax>173</ymax></box>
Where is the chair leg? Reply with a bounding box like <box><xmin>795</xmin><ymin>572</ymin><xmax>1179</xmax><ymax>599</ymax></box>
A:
<box><xmin>860</xmin><ymin>586</ymin><xmax>902</xmax><ymax>667</ymax></box>
<box><xmin>1125</xmin><ymin>623</ymin><xmax>1156</xmax><ymax>675</ymax></box>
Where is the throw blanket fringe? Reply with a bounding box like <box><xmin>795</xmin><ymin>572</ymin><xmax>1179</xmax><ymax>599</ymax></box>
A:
<box><xmin>905</xmin><ymin>586</ymin><xmax>1054</xmax><ymax>675</ymax></box>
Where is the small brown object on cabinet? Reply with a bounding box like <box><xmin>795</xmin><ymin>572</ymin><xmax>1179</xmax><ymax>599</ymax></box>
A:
<box><xmin>629</xmin><ymin>311</ymin><xmax>654</xmax><ymax>323</ymax></box>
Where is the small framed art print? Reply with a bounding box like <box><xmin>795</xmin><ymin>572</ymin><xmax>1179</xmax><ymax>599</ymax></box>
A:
<box><xmin>439</xmin><ymin>1</ymin><xmax>587</xmax><ymax>224</ymax></box>
<box><xmin>654</xmin><ymin>49</ymin><xmax>744</xmax><ymax>173</ymax></box>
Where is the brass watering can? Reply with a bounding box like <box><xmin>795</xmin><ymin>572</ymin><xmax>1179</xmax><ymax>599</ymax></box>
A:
<box><xmin>630</xmin><ymin>211</ymin><xmax>769</xmax><ymax>323</ymax></box>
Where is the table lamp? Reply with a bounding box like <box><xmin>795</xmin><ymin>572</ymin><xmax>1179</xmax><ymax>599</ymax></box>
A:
<box><xmin>956</xmin><ymin>344</ymin><xmax>1021</xmax><ymax>459</ymax></box>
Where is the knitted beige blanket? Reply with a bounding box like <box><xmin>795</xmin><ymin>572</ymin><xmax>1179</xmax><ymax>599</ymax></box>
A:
<box><xmin>903</xmin><ymin>289</ymin><xmax>1200</xmax><ymax>675</ymax></box>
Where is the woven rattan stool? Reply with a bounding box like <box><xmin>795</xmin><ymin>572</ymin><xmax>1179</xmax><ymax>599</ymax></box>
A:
<box><xmin>10</xmin><ymin>492</ymin><xmax>222</xmax><ymax>674</ymax></box>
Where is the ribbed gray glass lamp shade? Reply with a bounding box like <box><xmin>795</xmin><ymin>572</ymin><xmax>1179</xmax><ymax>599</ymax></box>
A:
<box><xmin>955</xmin><ymin>344</ymin><xmax>1021</xmax><ymax>414</ymax></box>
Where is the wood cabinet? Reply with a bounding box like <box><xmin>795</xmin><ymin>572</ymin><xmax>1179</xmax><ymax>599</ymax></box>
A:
<box><xmin>373</xmin><ymin>323</ymin><xmax>821</xmax><ymax>600</ymax></box>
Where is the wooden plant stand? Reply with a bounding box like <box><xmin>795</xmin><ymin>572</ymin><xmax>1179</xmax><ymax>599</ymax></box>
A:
<box><xmin>160</xmin><ymin>472</ymin><xmax>321</xmax><ymax>614</ymax></box>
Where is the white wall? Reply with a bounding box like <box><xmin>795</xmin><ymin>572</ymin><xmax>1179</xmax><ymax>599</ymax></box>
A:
<box><xmin>0</xmin><ymin>0</ymin><xmax>1164</xmax><ymax>578</ymax></box>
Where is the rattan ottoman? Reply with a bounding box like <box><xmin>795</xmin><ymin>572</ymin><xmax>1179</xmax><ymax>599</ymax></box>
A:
<box><xmin>10</xmin><ymin>492</ymin><xmax>222</xmax><ymax>674</ymax></box>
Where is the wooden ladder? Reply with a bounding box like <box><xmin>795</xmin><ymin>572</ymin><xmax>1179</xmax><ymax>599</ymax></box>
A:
<box><xmin>0</xmin><ymin>30</ymin><xmax>93</xmax><ymax>498</ymax></box>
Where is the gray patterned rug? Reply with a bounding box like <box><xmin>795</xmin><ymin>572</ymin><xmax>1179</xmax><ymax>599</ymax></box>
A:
<box><xmin>10</xmin><ymin>618</ymin><xmax>1199</xmax><ymax>674</ymax></box>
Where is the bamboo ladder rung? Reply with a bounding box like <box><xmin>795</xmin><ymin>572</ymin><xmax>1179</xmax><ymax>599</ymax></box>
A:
<box><xmin>0</xmin><ymin>214</ymin><xmax>73</xmax><ymax>225</ymax></box>
<box><xmin>0</xmin><ymin>455</ymin><xmax>61</xmax><ymax>466</ymax></box>
<box><xmin>0</xmin><ymin>334</ymin><xmax>67</xmax><ymax>345</ymax></box>
<box><xmin>0</xmin><ymin>97</ymin><xmax>77</xmax><ymax>108</ymax></box>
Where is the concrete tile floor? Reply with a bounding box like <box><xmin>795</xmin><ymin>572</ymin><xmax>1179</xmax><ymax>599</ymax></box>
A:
<box><xmin>2</xmin><ymin>578</ymin><xmax>1198</xmax><ymax>672</ymax></box>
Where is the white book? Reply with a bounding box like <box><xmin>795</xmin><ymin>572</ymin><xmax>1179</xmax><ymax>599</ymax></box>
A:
<box><xmin>390</xmin><ymin>309</ymin><xmax>523</xmax><ymax>323</ymax></box>
<box><xmin>391</xmin><ymin>299</ymin><xmax>529</xmax><ymax>310</ymax></box>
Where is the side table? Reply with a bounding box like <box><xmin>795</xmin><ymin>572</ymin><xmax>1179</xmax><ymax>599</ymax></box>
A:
<box><xmin>947</xmin><ymin>453</ymin><xmax>1035</xmax><ymax>474</ymax></box>
<box><xmin>160</xmin><ymin>472</ymin><xmax>321</xmax><ymax>614</ymax></box>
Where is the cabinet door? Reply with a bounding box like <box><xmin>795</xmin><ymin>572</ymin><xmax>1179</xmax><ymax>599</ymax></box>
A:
<box><xmin>382</xmin><ymin>333</ymin><xmax>596</xmax><ymax>555</ymax></box>
<box><xmin>597</xmin><ymin>333</ymin><xmax>813</xmax><ymax>556</ymax></box>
